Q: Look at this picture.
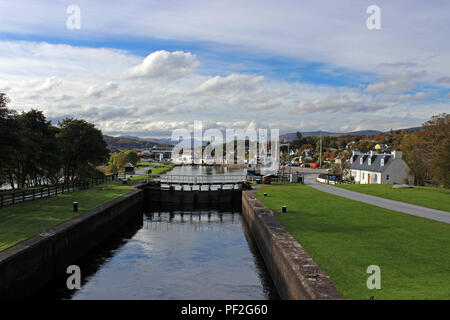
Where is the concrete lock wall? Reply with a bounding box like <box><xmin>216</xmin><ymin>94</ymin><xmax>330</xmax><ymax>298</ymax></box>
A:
<box><xmin>144</xmin><ymin>188</ymin><xmax>242</xmax><ymax>210</ymax></box>
<box><xmin>0</xmin><ymin>189</ymin><xmax>143</xmax><ymax>299</ymax></box>
<box><xmin>241</xmin><ymin>191</ymin><xmax>341</xmax><ymax>300</ymax></box>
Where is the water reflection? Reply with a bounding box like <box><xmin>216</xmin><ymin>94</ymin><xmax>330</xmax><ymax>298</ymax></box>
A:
<box><xmin>34</xmin><ymin>210</ymin><xmax>278</xmax><ymax>300</ymax></box>
<box><xmin>168</xmin><ymin>165</ymin><xmax>247</xmax><ymax>176</ymax></box>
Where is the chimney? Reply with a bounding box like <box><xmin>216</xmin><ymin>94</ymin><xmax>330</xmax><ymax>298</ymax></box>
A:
<box><xmin>392</xmin><ymin>150</ymin><xmax>402</xmax><ymax>160</ymax></box>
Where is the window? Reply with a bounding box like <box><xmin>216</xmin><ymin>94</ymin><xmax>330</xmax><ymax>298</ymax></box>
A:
<box><xmin>368</xmin><ymin>158</ymin><xmax>372</xmax><ymax>165</ymax></box>
<box><xmin>381</xmin><ymin>158</ymin><xmax>384</xmax><ymax>166</ymax></box>
<box><xmin>362</xmin><ymin>172</ymin><xmax>365</xmax><ymax>179</ymax></box>
<box><xmin>374</xmin><ymin>174</ymin><xmax>378</xmax><ymax>182</ymax></box>
<box><xmin>386</xmin><ymin>174</ymin><xmax>390</xmax><ymax>180</ymax></box>
<box><xmin>360</xmin><ymin>158</ymin><xmax>363</xmax><ymax>165</ymax></box>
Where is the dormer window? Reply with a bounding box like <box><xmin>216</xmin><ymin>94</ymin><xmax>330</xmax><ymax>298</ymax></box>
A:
<box><xmin>381</xmin><ymin>158</ymin><xmax>385</xmax><ymax>166</ymax></box>
<box><xmin>360</xmin><ymin>157</ymin><xmax>363</xmax><ymax>165</ymax></box>
<box><xmin>368</xmin><ymin>158</ymin><xmax>372</xmax><ymax>165</ymax></box>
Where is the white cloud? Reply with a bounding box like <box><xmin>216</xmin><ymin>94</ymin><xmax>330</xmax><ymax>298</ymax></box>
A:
<box><xmin>437</xmin><ymin>76</ymin><xmax>450</xmax><ymax>84</ymax></box>
<box><xmin>295</xmin><ymin>95</ymin><xmax>385</xmax><ymax>114</ymax></box>
<box><xmin>192</xmin><ymin>73</ymin><xmax>264</xmax><ymax>94</ymax></box>
<box><xmin>397</xmin><ymin>92</ymin><xmax>431</xmax><ymax>102</ymax></box>
<box><xmin>382</xmin><ymin>71</ymin><xmax>427</xmax><ymax>82</ymax></box>
<box><xmin>86</xmin><ymin>82</ymin><xmax>118</xmax><ymax>98</ymax></box>
<box><xmin>0</xmin><ymin>40</ymin><xmax>447</xmax><ymax>136</ymax></box>
<box><xmin>1</xmin><ymin>1</ymin><xmax>450</xmax><ymax>82</ymax></box>
<box><xmin>122</xmin><ymin>50</ymin><xmax>199</xmax><ymax>80</ymax></box>
<box><xmin>365</xmin><ymin>80</ymin><xmax>416</xmax><ymax>94</ymax></box>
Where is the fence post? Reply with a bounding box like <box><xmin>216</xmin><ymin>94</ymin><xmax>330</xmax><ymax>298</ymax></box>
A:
<box><xmin>33</xmin><ymin>189</ymin><xmax>35</xmax><ymax>200</ymax></box>
<box><xmin>41</xmin><ymin>188</ymin><xmax>43</xmax><ymax>199</ymax></box>
<box><xmin>23</xmin><ymin>191</ymin><xmax>25</xmax><ymax>202</ymax></box>
<box><xmin>0</xmin><ymin>195</ymin><xmax>3</xmax><ymax>208</ymax></box>
<box><xmin>12</xmin><ymin>193</ymin><xmax>15</xmax><ymax>205</ymax></box>
<box><xmin>48</xmin><ymin>186</ymin><xmax>50</xmax><ymax>197</ymax></box>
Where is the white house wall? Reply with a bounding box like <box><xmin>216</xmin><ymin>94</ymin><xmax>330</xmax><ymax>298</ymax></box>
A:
<box><xmin>350</xmin><ymin>159</ymin><xmax>413</xmax><ymax>184</ymax></box>
<box><xmin>381</xmin><ymin>159</ymin><xmax>413</xmax><ymax>184</ymax></box>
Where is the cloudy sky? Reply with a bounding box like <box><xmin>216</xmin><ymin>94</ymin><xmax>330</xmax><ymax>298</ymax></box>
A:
<box><xmin>0</xmin><ymin>0</ymin><xmax>449</xmax><ymax>138</ymax></box>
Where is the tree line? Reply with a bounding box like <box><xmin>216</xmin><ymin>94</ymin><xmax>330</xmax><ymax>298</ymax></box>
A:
<box><xmin>0</xmin><ymin>93</ymin><xmax>110</xmax><ymax>189</ymax></box>
<box><xmin>401</xmin><ymin>114</ymin><xmax>449</xmax><ymax>187</ymax></box>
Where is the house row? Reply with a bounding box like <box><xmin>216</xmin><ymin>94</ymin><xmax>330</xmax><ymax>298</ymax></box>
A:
<box><xmin>348</xmin><ymin>150</ymin><xmax>413</xmax><ymax>184</ymax></box>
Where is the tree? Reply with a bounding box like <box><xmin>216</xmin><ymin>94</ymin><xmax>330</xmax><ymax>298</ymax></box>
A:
<box><xmin>401</xmin><ymin>133</ymin><xmax>427</xmax><ymax>185</ymax></box>
<box><xmin>107</xmin><ymin>150</ymin><xmax>139</xmax><ymax>173</ymax></box>
<box><xmin>9</xmin><ymin>110</ymin><xmax>63</xmax><ymax>188</ymax></box>
<box><xmin>401</xmin><ymin>113</ymin><xmax>449</xmax><ymax>187</ymax></box>
<box><xmin>0</xmin><ymin>93</ymin><xmax>17</xmax><ymax>187</ymax></box>
<box><xmin>291</xmin><ymin>132</ymin><xmax>303</xmax><ymax>147</ymax></box>
<box><xmin>57</xmin><ymin>118</ymin><xmax>109</xmax><ymax>181</ymax></box>
<box><xmin>122</xmin><ymin>150</ymin><xmax>140</xmax><ymax>166</ymax></box>
<box><xmin>421</xmin><ymin>113</ymin><xmax>450</xmax><ymax>187</ymax></box>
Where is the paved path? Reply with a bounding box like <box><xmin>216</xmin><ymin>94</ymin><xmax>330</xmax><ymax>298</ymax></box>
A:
<box><xmin>133</xmin><ymin>164</ymin><xmax>157</xmax><ymax>176</ymax></box>
<box><xmin>303</xmin><ymin>174</ymin><xmax>450</xmax><ymax>224</ymax></box>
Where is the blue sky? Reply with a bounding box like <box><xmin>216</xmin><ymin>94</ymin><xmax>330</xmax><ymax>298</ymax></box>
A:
<box><xmin>0</xmin><ymin>0</ymin><xmax>449</xmax><ymax>137</ymax></box>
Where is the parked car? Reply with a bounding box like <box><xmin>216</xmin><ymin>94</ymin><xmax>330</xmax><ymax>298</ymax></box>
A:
<box><xmin>290</xmin><ymin>157</ymin><xmax>300</xmax><ymax>164</ymax></box>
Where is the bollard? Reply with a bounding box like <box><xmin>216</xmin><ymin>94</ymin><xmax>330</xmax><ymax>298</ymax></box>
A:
<box><xmin>282</xmin><ymin>206</ymin><xmax>287</xmax><ymax>213</ymax></box>
<box><xmin>73</xmin><ymin>201</ymin><xmax>78</xmax><ymax>212</ymax></box>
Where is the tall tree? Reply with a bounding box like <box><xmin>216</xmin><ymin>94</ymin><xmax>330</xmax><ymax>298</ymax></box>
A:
<box><xmin>57</xmin><ymin>118</ymin><xmax>109</xmax><ymax>181</ymax></box>
<box><xmin>401</xmin><ymin>113</ymin><xmax>449</xmax><ymax>187</ymax></box>
<box><xmin>0</xmin><ymin>94</ymin><xmax>17</xmax><ymax>187</ymax></box>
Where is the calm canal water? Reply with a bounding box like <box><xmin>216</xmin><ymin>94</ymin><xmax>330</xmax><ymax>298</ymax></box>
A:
<box><xmin>36</xmin><ymin>166</ymin><xmax>278</xmax><ymax>300</ymax></box>
<box><xmin>37</xmin><ymin>210</ymin><xmax>278</xmax><ymax>300</ymax></box>
<box><xmin>167</xmin><ymin>164</ymin><xmax>247</xmax><ymax>176</ymax></box>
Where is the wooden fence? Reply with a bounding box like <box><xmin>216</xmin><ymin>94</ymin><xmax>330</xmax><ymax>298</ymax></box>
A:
<box><xmin>0</xmin><ymin>174</ymin><xmax>119</xmax><ymax>209</ymax></box>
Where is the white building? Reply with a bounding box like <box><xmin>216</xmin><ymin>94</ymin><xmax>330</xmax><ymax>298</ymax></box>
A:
<box><xmin>172</xmin><ymin>149</ymin><xmax>194</xmax><ymax>165</ymax></box>
<box><xmin>348</xmin><ymin>150</ymin><xmax>413</xmax><ymax>184</ymax></box>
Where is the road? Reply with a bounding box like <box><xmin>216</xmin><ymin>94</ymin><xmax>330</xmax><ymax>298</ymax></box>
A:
<box><xmin>292</xmin><ymin>168</ymin><xmax>450</xmax><ymax>224</ymax></box>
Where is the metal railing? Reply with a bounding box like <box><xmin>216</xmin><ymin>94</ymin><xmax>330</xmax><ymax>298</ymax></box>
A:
<box><xmin>142</xmin><ymin>174</ymin><xmax>248</xmax><ymax>184</ymax></box>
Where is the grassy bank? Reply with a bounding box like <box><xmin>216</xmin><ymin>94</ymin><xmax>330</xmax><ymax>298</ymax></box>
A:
<box><xmin>150</xmin><ymin>163</ymin><xmax>174</xmax><ymax>174</ymax></box>
<box><xmin>129</xmin><ymin>163</ymin><xmax>175</xmax><ymax>185</ymax></box>
<box><xmin>136</xmin><ymin>162</ymin><xmax>154</xmax><ymax>169</ymax></box>
<box><xmin>336</xmin><ymin>184</ymin><xmax>450</xmax><ymax>212</ymax></box>
<box><xmin>254</xmin><ymin>183</ymin><xmax>450</xmax><ymax>300</ymax></box>
<box><xmin>0</xmin><ymin>181</ymin><xmax>134</xmax><ymax>252</ymax></box>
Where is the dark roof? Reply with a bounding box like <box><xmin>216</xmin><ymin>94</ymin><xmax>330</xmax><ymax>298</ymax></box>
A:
<box><xmin>349</xmin><ymin>154</ymin><xmax>392</xmax><ymax>172</ymax></box>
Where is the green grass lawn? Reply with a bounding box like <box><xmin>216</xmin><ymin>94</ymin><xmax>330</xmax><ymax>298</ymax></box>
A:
<box><xmin>136</xmin><ymin>162</ymin><xmax>154</xmax><ymax>169</ymax></box>
<box><xmin>336</xmin><ymin>184</ymin><xmax>450</xmax><ymax>212</ymax></box>
<box><xmin>0</xmin><ymin>181</ymin><xmax>134</xmax><ymax>252</ymax></box>
<box><xmin>254</xmin><ymin>183</ymin><xmax>450</xmax><ymax>300</ymax></box>
<box><xmin>145</xmin><ymin>163</ymin><xmax>174</xmax><ymax>175</ymax></box>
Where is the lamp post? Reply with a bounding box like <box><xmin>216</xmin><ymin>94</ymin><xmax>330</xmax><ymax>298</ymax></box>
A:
<box><xmin>319</xmin><ymin>131</ymin><xmax>322</xmax><ymax>168</ymax></box>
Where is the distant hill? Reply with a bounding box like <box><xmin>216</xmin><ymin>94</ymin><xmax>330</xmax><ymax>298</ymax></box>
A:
<box><xmin>104</xmin><ymin>135</ymin><xmax>171</xmax><ymax>150</ymax></box>
<box><xmin>279</xmin><ymin>127</ymin><xmax>424</xmax><ymax>142</ymax></box>
<box><xmin>280</xmin><ymin>130</ymin><xmax>382</xmax><ymax>141</ymax></box>
<box><xmin>118</xmin><ymin>135</ymin><xmax>175</xmax><ymax>146</ymax></box>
